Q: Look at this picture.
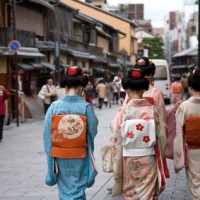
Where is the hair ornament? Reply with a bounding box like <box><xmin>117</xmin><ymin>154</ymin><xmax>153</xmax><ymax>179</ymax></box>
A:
<box><xmin>193</xmin><ymin>69</ymin><xmax>200</xmax><ymax>77</ymax></box>
<box><xmin>67</xmin><ymin>67</ymin><xmax>78</xmax><ymax>75</ymax></box>
<box><xmin>131</xmin><ymin>69</ymin><xmax>142</xmax><ymax>78</ymax></box>
<box><xmin>137</xmin><ymin>58</ymin><xmax>146</xmax><ymax>66</ymax></box>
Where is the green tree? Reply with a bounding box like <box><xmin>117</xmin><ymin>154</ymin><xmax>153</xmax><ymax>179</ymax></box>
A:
<box><xmin>142</xmin><ymin>38</ymin><xmax>165</xmax><ymax>59</ymax></box>
<box><xmin>117</xmin><ymin>4</ymin><xmax>128</xmax><ymax>12</ymax></box>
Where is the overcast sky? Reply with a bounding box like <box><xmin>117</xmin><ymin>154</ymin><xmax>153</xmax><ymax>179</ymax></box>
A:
<box><xmin>107</xmin><ymin>0</ymin><xmax>185</xmax><ymax>27</ymax></box>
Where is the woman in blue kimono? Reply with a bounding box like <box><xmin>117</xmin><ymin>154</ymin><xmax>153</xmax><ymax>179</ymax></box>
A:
<box><xmin>43</xmin><ymin>66</ymin><xmax>98</xmax><ymax>200</ymax></box>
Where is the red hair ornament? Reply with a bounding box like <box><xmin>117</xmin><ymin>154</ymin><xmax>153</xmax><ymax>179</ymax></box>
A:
<box><xmin>131</xmin><ymin>70</ymin><xmax>142</xmax><ymax>78</ymax></box>
<box><xmin>67</xmin><ymin>67</ymin><xmax>78</xmax><ymax>75</ymax></box>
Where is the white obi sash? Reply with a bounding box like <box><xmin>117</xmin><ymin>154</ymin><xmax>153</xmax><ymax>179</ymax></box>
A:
<box><xmin>121</xmin><ymin>119</ymin><xmax>156</xmax><ymax>157</ymax></box>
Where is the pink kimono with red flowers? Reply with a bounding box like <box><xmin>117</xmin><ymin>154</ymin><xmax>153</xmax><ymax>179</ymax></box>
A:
<box><xmin>110</xmin><ymin>99</ymin><xmax>166</xmax><ymax>199</ymax></box>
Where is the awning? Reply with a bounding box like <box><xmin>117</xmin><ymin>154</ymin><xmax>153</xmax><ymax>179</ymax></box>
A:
<box><xmin>17</xmin><ymin>47</ymin><xmax>45</xmax><ymax>58</ymax></box>
<box><xmin>60</xmin><ymin>63</ymin><xmax>70</xmax><ymax>68</ymax></box>
<box><xmin>41</xmin><ymin>62</ymin><xmax>55</xmax><ymax>71</ymax></box>
<box><xmin>173</xmin><ymin>46</ymin><xmax>198</xmax><ymax>58</ymax></box>
<box><xmin>96</xmin><ymin>27</ymin><xmax>112</xmax><ymax>39</ymax></box>
<box><xmin>107</xmin><ymin>63</ymin><xmax>121</xmax><ymax>69</ymax></box>
<box><xmin>93</xmin><ymin>57</ymin><xmax>107</xmax><ymax>63</ymax></box>
<box><xmin>93</xmin><ymin>67</ymin><xmax>105</xmax><ymax>74</ymax></box>
<box><xmin>0</xmin><ymin>47</ymin><xmax>45</xmax><ymax>58</ymax></box>
<box><xmin>27</xmin><ymin>0</ymin><xmax>54</xmax><ymax>11</ymax></box>
<box><xmin>69</xmin><ymin>51</ymin><xmax>95</xmax><ymax>59</ymax></box>
<box><xmin>28</xmin><ymin>62</ymin><xmax>44</xmax><ymax>69</ymax></box>
<box><xmin>17</xmin><ymin>63</ymin><xmax>34</xmax><ymax>70</ymax></box>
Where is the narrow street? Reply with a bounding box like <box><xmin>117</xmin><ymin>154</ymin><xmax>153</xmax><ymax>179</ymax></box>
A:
<box><xmin>0</xmin><ymin>104</ymin><xmax>190</xmax><ymax>200</ymax></box>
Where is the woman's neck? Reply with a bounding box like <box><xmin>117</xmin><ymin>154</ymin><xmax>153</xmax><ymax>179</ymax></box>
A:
<box><xmin>128</xmin><ymin>92</ymin><xmax>143</xmax><ymax>99</ymax></box>
<box><xmin>192</xmin><ymin>91</ymin><xmax>200</xmax><ymax>98</ymax></box>
<box><xmin>68</xmin><ymin>88</ymin><xmax>82</xmax><ymax>96</ymax></box>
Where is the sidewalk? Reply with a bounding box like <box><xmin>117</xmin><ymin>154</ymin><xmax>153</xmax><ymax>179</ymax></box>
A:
<box><xmin>0</xmin><ymin>105</ymin><xmax>191</xmax><ymax>200</ymax></box>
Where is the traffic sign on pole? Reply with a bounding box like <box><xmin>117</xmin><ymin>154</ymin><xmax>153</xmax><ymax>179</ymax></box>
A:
<box><xmin>8</xmin><ymin>40</ymin><xmax>21</xmax><ymax>53</ymax></box>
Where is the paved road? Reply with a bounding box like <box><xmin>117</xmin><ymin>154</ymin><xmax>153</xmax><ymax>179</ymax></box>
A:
<box><xmin>0</xmin><ymin>104</ymin><xmax>191</xmax><ymax>200</ymax></box>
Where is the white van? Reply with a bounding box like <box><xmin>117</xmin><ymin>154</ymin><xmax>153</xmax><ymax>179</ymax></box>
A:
<box><xmin>151</xmin><ymin>59</ymin><xmax>171</xmax><ymax>103</ymax></box>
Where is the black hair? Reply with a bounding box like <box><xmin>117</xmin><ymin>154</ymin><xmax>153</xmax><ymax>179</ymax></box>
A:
<box><xmin>60</xmin><ymin>66</ymin><xmax>88</xmax><ymax>88</ymax></box>
<box><xmin>134</xmin><ymin>57</ymin><xmax>155</xmax><ymax>76</ymax></box>
<box><xmin>122</xmin><ymin>68</ymin><xmax>149</xmax><ymax>91</ymax></box>
<box><xmin>188</xmin><ymin>69</ymin><xmax>200</xmax><ymax>92</ymax></box>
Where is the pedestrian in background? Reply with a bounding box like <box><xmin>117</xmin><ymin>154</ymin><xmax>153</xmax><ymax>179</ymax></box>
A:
<box><xmin>55</xmin><ymin>83</ymin><xmax>66</xmax><ymax>100</ymax></box>
<box><xmin>170</xmin><ymin>73</ymin><xmax>184</xmax><ymax>104</ymax></box>
<box><xmin>181</xmin><ymin>74</ymin><xmax>190</xmax><ymax>100</ymax></box>
<box><xmin>42</xmin><ymin>78</ymin><xmax>57</xmax><ymax>114</ymax></box>
<box><xmin>43</xmin><ymin>66</ymin><xmax>98</xmax><ymax>200</ymax></box>
<box><xmin>95</xmin><ymin>79</ymin><xmax>106</xmax><ymax>109</ymax></box>
<box><xmin>112</xmin><ymin>76</ymin><xmax>120</xmax><ymax>105</ymax></box>
<box><xmin>107</xmin><ymin>68</ymin><xmax>166</xmax><ymax>199</ymax></box>
<box><xmin>174</xmin><ymin>68</ymin><xmax>200</xmax><ymax>199</ymax></box>
<box><xmin>0</xmin><ymin>85</ymin><xmax>10</xmax><ymax>142</ymax></box>
<box><xmin>85</xmin><ymin>80</ymin><xmax>94</xmax><ymax>104</ymax></box>
<box><xmin>104</xmin><ymin>78</ymin><xmax>113</xmax><ymax>108</ymax></box>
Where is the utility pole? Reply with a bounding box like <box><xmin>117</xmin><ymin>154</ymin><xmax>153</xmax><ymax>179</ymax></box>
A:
<box><xmin>11</xmin><ymin>0</ymin><xmax>19</xmax><ymax>127</ymax></box>
<box><xmin>122</xmin><ymin>54</ymin><xmax>127</xmax><ymax>77</ymax></box>
<box><xmin>50</xmin><ymin>0</ymin><xmax>60</xmax><ymax>83</ymax></box>
<box><xmin>198</xmin><ymin>0</ymin><xmax>200</xmax><ymax>69</ymax></box>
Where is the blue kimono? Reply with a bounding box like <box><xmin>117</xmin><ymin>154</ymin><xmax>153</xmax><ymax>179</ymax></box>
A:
<box><xmin>43</xmin><ymin>95</ymin><xmax>98</xmax><ymax>200</ymax></box>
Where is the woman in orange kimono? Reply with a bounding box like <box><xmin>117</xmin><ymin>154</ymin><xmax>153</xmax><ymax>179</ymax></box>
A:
<box><xmin>109</xmin><ymin>68</ymin><xmax>166</xmax><ymax>199</ymax></box>
<box><xmin>174</xmin><ymin>69</ymin><xmax>200</xmax><ymax>200</ymax></box>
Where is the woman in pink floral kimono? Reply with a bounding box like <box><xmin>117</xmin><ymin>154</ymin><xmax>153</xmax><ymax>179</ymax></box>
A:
<box><xmin>174</xmin><ymin>69</ymin><xmax>200</xmax><ymax>200</ymax></box>
<box><xmin>109</xmin><ymin>68</ymin><xmax>166</xmax><ymax>199</ymax></box>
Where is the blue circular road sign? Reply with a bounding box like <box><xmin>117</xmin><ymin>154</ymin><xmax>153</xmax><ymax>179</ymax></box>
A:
<box><xmin>8</xmin><ymin>40</ymin><xmax>21</xmax><ymax>53</ymax></box>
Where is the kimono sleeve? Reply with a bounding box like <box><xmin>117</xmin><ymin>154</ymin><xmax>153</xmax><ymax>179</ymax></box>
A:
<box><xmin>110</xmin><ymin>108</ymin><xmax>123</xmax><ymax>147</ymax></box>
<box><xmin>43</xmin><ymin>103</ymin><xmax>55</xmax><ymax>156</ymax></box>
<box><xmin>86</xmin><ymin>104</ymin><xmax>98</xmax><ymax>152</ymax></box>
<box><xmin>154</xmin><ymin>106</ymin><xmax>166</xmax><ymax>159</ymax></box>
<box><xmin>153</xmin><ymin>88</ymin><xmax>166</xmax><ymax>123</ymax></box>
<box><xmin>174</xmin><ymin>105</ymin><xmax>185</xmax><ymax>173</ymax></box>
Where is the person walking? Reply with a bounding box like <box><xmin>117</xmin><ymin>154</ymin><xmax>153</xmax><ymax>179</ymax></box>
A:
<box><xmin>43</xmin><ymin>66</ymin><xmax>98</xmax><ymax>200</ymax></box>
<box><xmin>106</xmin><ymin>68</ymin><xmax>166</xmax><ymax>199</ymax></box>
<box><xmin>104</xmin><ymin>79</ymin><xmax>113</xmax><ymax>108</ymax></box>
<box><xmin>43</xmin><ymin>78</ymin><xmax>57</xmax><ymax>114</ymax></box>
<box><xmin>181</xmin><ymin>74</ymin><xmax>190</xmax><ymax>100</ymax></box>
<box><xmin>174</xmin><ymin>69</ymin><xmax>200</xmax><ymax>200</ymax></box>
<box><xmin>170</xmin><ymin>73</ymin><xmax>184</xmax><ymax>104</ymax></box>
<box><xmin>112</xmin><ymin>76</ymin><xmax>120</xmax><ymax>105</ymax></box>
<box><xmin>124</xmin><ymin>57</ymin><xmax>167</xmax><ymax>123</ymax></box>
<box><xmin>84</xmin><ymin>80</ymin><xmax>94</xmax><ymax>104</ymax></box>
<box><xmin>95</xmin><ymin>79</ymin><xmax>106</xmax><ymax>109</ymax></box>
<box><xmin>0</xmin><ymin>85</ymin><xmax>10</xmax><ymax>142</ymax></box>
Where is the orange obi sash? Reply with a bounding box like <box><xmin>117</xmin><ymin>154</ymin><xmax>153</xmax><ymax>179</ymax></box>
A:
<box><xmin>185</xmin><ymin>116</ymin><xmax>200</xmax><ymax>149</ymax></box>
<box><xmin>172</xmin><ymin>85</ymin><xmax>180</xmax><ymax>94</ymax></box>
<box><xmin>51</xmin><ymin>114</ymin><xmax>87</xmax><ymax>159</ymax></box>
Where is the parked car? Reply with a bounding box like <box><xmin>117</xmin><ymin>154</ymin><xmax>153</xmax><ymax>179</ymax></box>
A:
<box><xmin>152</xmin><ymin>59</ymin><xmax>171</xmax><ymax>104</ymax></box>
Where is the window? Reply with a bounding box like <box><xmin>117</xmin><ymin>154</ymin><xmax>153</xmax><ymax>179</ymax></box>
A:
<box><xmin>154</xmin><ymin>65</ymin><xmax>167</xmax><ymax>80</ymax></box>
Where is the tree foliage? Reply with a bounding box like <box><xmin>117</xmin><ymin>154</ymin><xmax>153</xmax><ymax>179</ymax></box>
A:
<box><xmin>142</xmin><ymin>37</ymin><xmax>165</xmax><ymax>59</ymax></box>
<box><xmin>117</xmin><ymin>4</ymin><xmax>128</xmax><ymax>12</ymax></box>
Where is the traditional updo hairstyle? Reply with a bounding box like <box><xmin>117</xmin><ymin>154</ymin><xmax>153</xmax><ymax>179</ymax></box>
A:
<box><xmin>188</xmin><ymin>69</ymin><xmax>200</xmax><ymax>92</ymax></box>
<box><xmin>122</xmin><ymin>68</ymin><xmax>149</xmax><ymax>91</ymax></box>
<box><xmin>60</xmin><ymin>66</ymin><xmax>88</xmax><ymax>88</ymax></box>
<box><xmin>174</xmin><ymin>73</ymin><xmax>181</xmax><ymax>81</ymax></box>
<box><xmin>134</xmin><ymin>57</ymin><xmax>156</xmax><ymax>76</ymax></box>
